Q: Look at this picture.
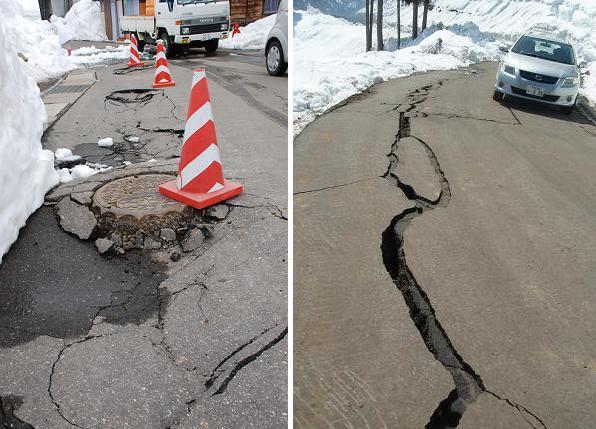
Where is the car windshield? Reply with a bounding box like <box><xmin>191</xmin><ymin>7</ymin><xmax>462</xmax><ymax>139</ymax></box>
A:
<box><xmin>511</xmin><ymin>36</ymin><xmax>575</xmax><ymax>65</ymax></box>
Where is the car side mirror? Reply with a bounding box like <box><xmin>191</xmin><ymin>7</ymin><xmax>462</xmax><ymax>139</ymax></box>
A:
<box><xmin>498</xmin><ymin>46</ymin><xmax>510</xmax><ymax>53</ymax></box>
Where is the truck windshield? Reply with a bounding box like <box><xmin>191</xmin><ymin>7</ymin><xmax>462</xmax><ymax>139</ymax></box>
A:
<box><xmin>511</xmin><ymin>36</ymin><xmax>575</xmax><ymax>65</ymax></box>
<box><xmin>178</xmin><ymin>0</ymin><xmax>211</xmax><ymax>4</ymax></box>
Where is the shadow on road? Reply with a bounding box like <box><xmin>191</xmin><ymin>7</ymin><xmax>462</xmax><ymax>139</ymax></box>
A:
<box><xmin>504</xmin><ymin>96</ymin><xmax>595</xmax><ymax>126</ymax></box>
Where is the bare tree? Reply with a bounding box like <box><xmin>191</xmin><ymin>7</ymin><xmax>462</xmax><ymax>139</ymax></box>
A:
<box><xmin>366</xmin><ymin>0</ymin><xmax>372</xmax><ymax>51</ymax></box>
<box><xmin>377</xmin><ymin>0</ymin><xmax>384</xmax><ymax>50</ymax></box>
<box><xmin>412</xmin><ymin>0</ymin><xmax>419</xmax><ymax>39</ymax></box>
<box><xmin>397</xmin><ymin>0</ymin><xmax>401</xmax><ymax>49</ymax></box>
<box><xmin>403</xmin><ymin>0</ymin><xmax>420</xmax><ymax>40</ymax></box>
<box><xmin>369</xmin><ymin>0</ymin><xmax>374</xmax><ymax>49</ymax></box>
<box><xmin>422</xmin><ymin>0</ymin><xmax>430</xmax><ymax>31</ymax></box>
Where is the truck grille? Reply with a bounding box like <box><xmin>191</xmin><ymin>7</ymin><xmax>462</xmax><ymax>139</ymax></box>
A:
<box><xmin>519</xmin><ymin>70</ymin><xmax>559</xmax><ymax>85</ymax></box>
<box><xmin>188</xmin><ymin>23</ymin><xmax>223</xmax><ymax>35</ymax></box>
<box><xmin>511</xmin><ymin>86</ymin><xmax>560</xmax><ymax>102</ymax></box>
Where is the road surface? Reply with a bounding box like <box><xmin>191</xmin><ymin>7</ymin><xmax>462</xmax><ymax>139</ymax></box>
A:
<box><xmin>294</xmin><ymin>62</ymin><xmax>596</xmax><ymax>429</ymax></box>
<box><xmin>0</xmin><ymin>48</ymin><xmax>287</xmax><ymax>428</ymax></box>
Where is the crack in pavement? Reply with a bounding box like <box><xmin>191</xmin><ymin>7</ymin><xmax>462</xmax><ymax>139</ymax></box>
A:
<box><xmin>413</xmin><ymin>111</ymin><xmax>517</xmax><ymax>125</ymax></box>
<box><xmin>205</xmin><ymin>325</ymin><xmax>288</xmax><ymax>395</ymax></box>
<box><xmin>380</xmin><ymin>84</ymin><xmax>547</xmax><ymax>429</ymax></box>
<box><xmin>293</xmin><ymin>177</ymin><xmax>379</xmax><ymax>196</ymax></box>
<box><xmin>112</xmin><ymin>65</ymin><xmax>154</xmax><ymax>75</ymax></box>
<box><xmin>0</xmin><ymin>395</ymin><xmax>35</xmax><ymax>429</ymax></box>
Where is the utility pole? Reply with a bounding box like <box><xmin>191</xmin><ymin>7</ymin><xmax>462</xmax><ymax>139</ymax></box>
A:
<box><xmin>377</xmin><ymin>0</ymin><xmax>383</xmax><ymax>51</ymax></box>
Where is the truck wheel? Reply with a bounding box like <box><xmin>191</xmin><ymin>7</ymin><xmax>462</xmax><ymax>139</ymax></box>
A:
<box><xmin>137</xmin><ymin>37</ymin><xmax>146</xmax><ymax>54</ymax></box>
<box><xmin>158</xmin><ymin>31</ymin><xmax>174</xmax><ymax>57</ymax></box>
<box><xmin>204</xmin><ymin>39</ymin><xmax>218</xmax><ymax>55</ymax></box>
<box><xmin>266</xmin><ymin>40</ymin><xmax>287</xmax><ymax>76</ymax></box>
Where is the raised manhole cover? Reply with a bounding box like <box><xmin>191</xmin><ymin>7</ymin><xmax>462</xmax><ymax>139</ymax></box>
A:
<box><xmin>93</xmin><ymin>174</ymin><xmax>185</xmax><ymax>219</ymax></box>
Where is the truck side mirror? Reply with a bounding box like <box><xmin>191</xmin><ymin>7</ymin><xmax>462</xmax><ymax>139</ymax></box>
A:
<box><xmin>167</xmin><ymin>0</ymin><xmax>174</xmax><ymax>12</ymax></box>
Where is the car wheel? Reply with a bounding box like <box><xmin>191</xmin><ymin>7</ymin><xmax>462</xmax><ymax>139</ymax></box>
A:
<box><xmin>204</xmin><ymin>39</ymin><xmax>219</xmax><ymax>55</ymax></box>
<box><xmin>266</xmin><ymin>40</ymin><xmax>287</xmax><ymax>76</ymax></box>
<box><xmin>158</xmin><ymin>31</ymin><xmax>174</xmax><ymax>57</ymax></box>
<box><xmin>492</xmin><ymin>90</ymin><xmax>504</xmax><ymax>102</ymax></box>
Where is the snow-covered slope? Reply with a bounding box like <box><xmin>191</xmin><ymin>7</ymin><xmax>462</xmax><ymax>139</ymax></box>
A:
<box><xmin>294</xmin><ymin>1</ymin><xmax>596</xmax><ymax>134</ymax></box>
<box><xmin>0</xmin><ymin>2</ymin><xmax>60</xmax><ymax>263</ymax></box>
<box><xmin>294</xmin><ymin>8</ymin><xmax>500</xmax><ymax>132</ymax></box>
<box><xmin>7</xmin><ymin>2</ymin><xmax>75</xmax><ymax>82</ymax></box>
<box><xmin>220</xmin><ymin>14</ymin><xmax>277</xmax><ymax>49</ymax></box>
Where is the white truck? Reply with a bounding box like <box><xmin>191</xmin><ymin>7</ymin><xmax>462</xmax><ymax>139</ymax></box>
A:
<box><xmin>120</xmin><ymin>0</ymin><xmax>230</xmax><ymax>56</ymax></box>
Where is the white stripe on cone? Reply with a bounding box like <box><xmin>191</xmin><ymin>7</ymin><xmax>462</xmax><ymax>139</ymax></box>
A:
<box><xmin>192</xmin><ymin>70</ymin><xmax>206</xmax><ymax>87</ymax></box>
<box><xmin>178</xmin><ymin>143</ymin><xmax>222</xmax><ymax>189</ymax></box>
<box><xmin>182</xmin><ymin>101</ymin><xmax>213</xmax><ymax>145</ymax></box>
<box><xmin>154</xmin><ymin>64</ymin><xmax>171</xmax><ymax>77</ymax></box>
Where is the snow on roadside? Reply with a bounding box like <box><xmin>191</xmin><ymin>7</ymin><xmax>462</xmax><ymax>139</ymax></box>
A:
<box><xmin>0</xmin><ymin>2</ymin><xmax>60</xmax><ymax>263</ymax></box>
<box><xmin>294</xmin><ymin>8</ymin><xmax>499</xmax><ymax>133</ymax></box>
<box><xmin>7</xmin><ymin>2</ymin><xmax>75</xmax><ymax>82</ymax></box>
<box><xmin>56</xmin><ymin>0</ymin><xmax>107</xmax><ymax>41</ymax></box>
<box><xmin>220</xmin><ymin>14</ymin><xmax>277</xmax><ymax>50</ymax></box>
<box><xmin>70</xmin><ymin>45</ymin><xmax>130</xmax><ymax>66</ymax></box>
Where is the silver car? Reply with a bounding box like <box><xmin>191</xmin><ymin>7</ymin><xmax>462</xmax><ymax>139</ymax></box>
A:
<box><xmin>494</xmin><ymin>32</ymin><xmax>580</xmax><ymax>114</ymax></box>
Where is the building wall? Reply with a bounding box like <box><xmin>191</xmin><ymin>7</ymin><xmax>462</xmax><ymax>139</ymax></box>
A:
<box><xmin>230</xmin><ymin>0</ymin><xmax>265</xmax><ymax>25</ymax></box>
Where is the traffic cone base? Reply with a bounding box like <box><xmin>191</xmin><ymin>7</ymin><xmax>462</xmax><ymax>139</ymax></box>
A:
<box><xmin>153</xmin><ymin>80</ymin><xmax>175</xmax><ymax>88</ymax></box>
<box><xmin>159</xmin><ymin>178</ymin><xmax>243</xmax><ymax>209</ymax></box>
<box><xmin>128</xmin><ymin>60</ymin><xmax>145</xmax><ymax>67</ymax></box>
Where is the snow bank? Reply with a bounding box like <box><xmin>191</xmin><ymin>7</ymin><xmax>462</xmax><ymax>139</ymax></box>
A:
<box><xmin>294</xmin><ymin>8</ymin><xmax>499</xmax><ymax>133</ymax></box>
<box><xmin>6</xmin><ymin>2</ymin><xmax>75</xmax><ymax>82</ymax></box>
<box><xmin>0</xmin><ymin>2</ymin><xmax>60</xmax><ymax>263</ymax></box>
<box><xmin>70</xmin><ymin>44</ymin><xmax>130</xmax><ymax>66</ymax></box>
<box><xmin>62</xmin><ymin>0</ymin><xmax>107</xmax><ymax>41</ymax></box>
<box><xmin>220</xmin><ymin>14</ymin><xmax>277</xmax><ymax>50</ymax></box>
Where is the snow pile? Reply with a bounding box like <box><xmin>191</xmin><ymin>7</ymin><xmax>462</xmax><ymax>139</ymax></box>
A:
<box><xmin>5</xmin><ymin>2</ymin><xmax>75</xmax><ymax>82</ymax></box>
<box><xmin>97</xmin><ymin>137</ymin><xmax>114</xmax><ymax>147</ymax></box>
<box><xmin>70</xmin><ymin>44</ymin><xmax>130</xmax><ymax>66</ymax></box>
<box><xmin>220</xmin><ymin>14</ymin><xmax>277</xmax><ymax>50</ymax></box>
<box><xmin>294</xmin><ymin>8</ymin><xmax>499</xmax><ymax>132</ymax></box>
<box><xmin>56</xmin><ymin>162</ymin><xmax>112</xmax><ymax>183</ymax></box>
<box><xmin>0</xmin><ymin>2</ymin><xmax>60</xmax><ymax>263</ymax></box>
<box><xmin>61</xmin><ymin>0</ymin><xmax>107</xmax><ymax>41</ymax></box>
<box><xmin>55</xmin><ymin>148</ymin><xmax>81</xmax><ymax>162</ymax></box>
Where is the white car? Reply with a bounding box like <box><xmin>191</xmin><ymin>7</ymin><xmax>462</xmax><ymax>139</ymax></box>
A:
<box><xmin>494</xmin><ymin>32</ymin><xmax>580</xmax><ymax>114</ymax></box>
<box><xmin>265</xmin><ymin>0</ymin><xmax>288</xmax><ymax>76</ymax></box>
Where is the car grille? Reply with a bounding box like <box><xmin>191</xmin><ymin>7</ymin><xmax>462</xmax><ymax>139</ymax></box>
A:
<box><xmin>511</xmin><ymin>86</ymin><xmax>560</xmax><ymax>102</ymax></box>
<box><xmin>519</xmin><ymin>70</ymin><xmax>559</xmax><ymax>85</ymax></box>
<box><xmin>188</xmin><ymin>23</ymin><xmax>223</xmax><ymax>35</ymax></box>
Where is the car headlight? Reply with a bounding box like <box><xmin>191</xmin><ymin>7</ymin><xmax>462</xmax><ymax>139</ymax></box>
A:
<box><xmin>220</xmin><ymin>23</ymin><xmax>228</xmax><ymax>30</ymax></box>
<box><xmin>181</xmin><ymin>27</ymin><xmax>190</xmax><ymax>35</ymax></box>
<box><xmin>562</xmin><ymin>75</ymin><xmax>578</xmax><ymax>87</ymax></box>
<box><xmin>501</xmin><ymin>62</ymin><xmax>515</xmax><ymax>75</ymax></box>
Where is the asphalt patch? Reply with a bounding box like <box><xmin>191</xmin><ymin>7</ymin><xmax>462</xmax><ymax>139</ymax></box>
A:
<box><xmin>0</xmin><ymin>206</ymin><xmax>166</xmax><ymax>348</ymax></box>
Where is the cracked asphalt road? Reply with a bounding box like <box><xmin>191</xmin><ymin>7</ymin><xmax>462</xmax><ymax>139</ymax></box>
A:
<box><xmin>293</xmin><ymin>62</ymin><xmax>596</xmax><ymax>428</ymax></box>
<box><xmin>0</xmin><ymin>49</ymin><xmax>287</xmax><ymax>428</ymax></box>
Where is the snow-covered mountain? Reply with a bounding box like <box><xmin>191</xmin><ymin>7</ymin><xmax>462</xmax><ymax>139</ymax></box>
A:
<box><xmin>294</xmin><ymin>0</ymin><xmax>365</xmax><ymax>21</ymax></box>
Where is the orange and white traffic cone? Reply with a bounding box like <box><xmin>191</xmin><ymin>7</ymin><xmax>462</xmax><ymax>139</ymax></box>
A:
<box><xmin>127</xmin><ymin>34</ymin><xmax>144</xmax><ymax>67</ymax></box>
<box><xmin>158</xmin><ymin>69</ymin><xmax>243</xmax><ymax>209</ymax></box>
<box><xmin>152</xmin><ymin>40</ymin><xmax>175</xmax><ymax>88</ymax></box>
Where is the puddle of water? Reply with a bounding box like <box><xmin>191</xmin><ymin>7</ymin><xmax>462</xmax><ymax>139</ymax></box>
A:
<box><xmin>0</xmin><ymin>206</ymin><xmax>166</xmax><ymax>348</ymax></box>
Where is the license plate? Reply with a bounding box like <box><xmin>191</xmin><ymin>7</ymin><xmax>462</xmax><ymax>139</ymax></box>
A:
<box><xmin>526</xmin><ymin>86</ymin><xmax>544</xmax><ymax>97</ymax></box>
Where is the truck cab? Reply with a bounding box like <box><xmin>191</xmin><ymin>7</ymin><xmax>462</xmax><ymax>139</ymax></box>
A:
<box><xmin>121</xmin><ymin>0</ymin><xmax>230</xmax><ymax>55</ymax></box>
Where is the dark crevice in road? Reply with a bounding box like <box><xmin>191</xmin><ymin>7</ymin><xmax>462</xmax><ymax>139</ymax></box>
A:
<box><xmin>112</xmin><ymin>65</ymin><xmax>153</xmax><ymax>75</ymax></box>
<box><xmin>414</xmin><ymin>111</ymin><xmax>517</xmax><ymax>125</ymax></box>
<box><xmin>205</xmin><ymin>325</ymin><xmax>288</xmax><ymax>395</ymax></box>
<box><xmin>380</xmin><ymin>84</ymin><xmax>547</xmax><ymax>428</ymax></box>
<box><xmin>0</xmin><ymin>395</ymin><xmax>35</xmax><ymax>429</ymax></box>
<box><xmin>508</xmin><ymin>107</ymin><xmax>523</xmax><ymax>126</ymax></box>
